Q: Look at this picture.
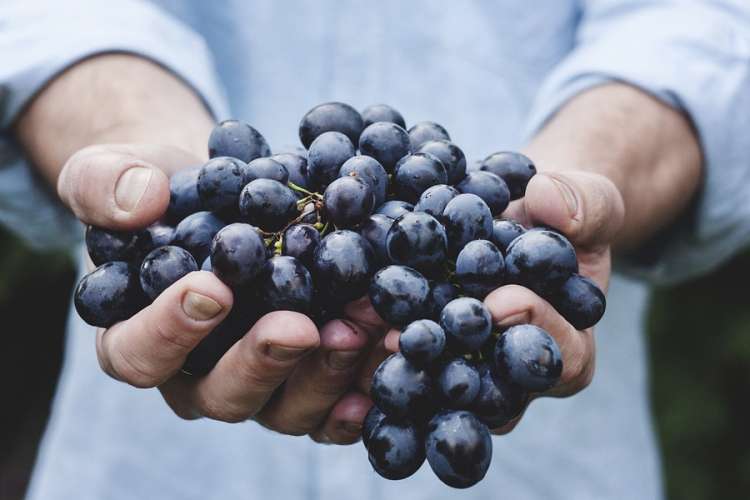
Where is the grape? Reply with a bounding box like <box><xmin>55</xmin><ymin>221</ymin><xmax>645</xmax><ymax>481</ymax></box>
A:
<box><xmin>480</xmin><ymin>151</ymin><xmax>536</xmax><ymax>200</ymax></box>
<box><xmin>385</xmin><ymin>211</ymin><xmax>447</xmax><ymax>276</ymax></box>
<box><xmin>165</xmin><ymin>165</ymin><xmax>205</xmax><ymax>225</ymax></box>
<box><xmin>358</xmin><ymin>121</ymin><xmax>412</xmax><ymax>173</ymax></box>
<box><xmin>311</xmin><ymin>230</ymin><xmax>376</xmax><ymax>302</ymax></box>
<box><xmin>494</xmin><ymin>324</ymin><xmax>563</xmax><ymax>393</ymax></box>
<box><xmin>338</xmin><ymin>155</ymin><xmax>389</xmax><ymax>208</ymax></box>
<box><xmin>208</xmin><ymin>119</ymin><xmax>271</xmax><ymax>163</ymax></box>
<box><xmin>139</xmin><ymin>245</ymin><xmax>198</xmax><ymax>301</ymax></box>
<box><xmin>357</xmin><ymin>213</ymin><xmax>395</xmax><ymax>268</ymax></box>
<box><xmin>210</xmin><ymin>222</ymin><xmax>267</xmax><ymax>287</ymax></box>
<box><xmin>281</xmin><ymin>223</ymin><xmax>321</xmax><ymax>268</ymax></box>
<box><xmin>367</xmin><ymin>417</ymin><xmax>426</xmax><ymax>480</ymax></box>
<box><xmin>424</xmin><ymin>410</ymin><xmax>492</xmax><ymax>489</ymax></box>
<box><xmin>254</xmin><ymin>256</ymin><xmax>314</xmax><ymax>315</ymax></box>
<box><xmin>170</xmin><ymin>210</ymin><xmax>226</xmax><ymax>264</ymax></box>
<box><xmin>490</xmin><ymin>218</ymin><xmax>526</xmax><ymax>254</ymax></box>
<box><xmin>436</xmin><ymin>357</ymin><xmax>481</xmax><ymax>409</ymax></box>
<box><xmin>361</xmin><ymin>103</ymin><xmax>406</xmax><ymax>129</ymax></box>
<box><xmin>369</xmin><ymin>265</ymin><xmax>434</xmax><ymax>326</ymax></box>
<box><xmin>241</xmin><ymin>157</ymin><xmax>290</xmax><ymax>185</ymax></box>
<box><xmin>469</xmin><ymin>362</ymin><xmax>529</xmax><ymax>428</ymax></box>
<box><xmin>74</xmin><ymin>261</ymin><xmax>148</xmax><ymax>328</ymax></box>
<box><xmin>429</xmin><ymin>280</ymin><xmax>458</xmax><ymax>321</ymax></box>
<box><xmin>85</xmin><ymin>225</ymin><xmax>153</xmax><ymax>267</ymax></box>
<box><xmin>545</xmin><ymin>273</ymin><xmax>606</xmax><ymax>330</ymax></box>
<box><xmin>439</xmin><ymin>297</ymin><xmax>492</xmax><ymax>352</ymax></box>
<box><xmin>375</xmin><ymin>199</ymin><xmax>413</xmax><ymax>219</ymax></box>
<box><xmin>414</xmin><ymin>139</ymin><xmax>467</xmax><ymax>185</ymax></box>
<box><xmin>147</xmin><ymin>222</ymin><xmax>175</xmax><ymax>249</ymax></box>
<box><xmin>306</xmin><ymin>131</ymin><xmax>356</xmax><ymax>188</ymax></box>
<box><xmin>442</xmin><ymin>193</ymin><xmax>494</xmax><ymax>256</ymax></box>
<box><xmin>322</xmin><ymin>175</ymin><xmax>375</xmax><ymax>229</ymax></box>
<box><xmin>269</xmin><ymin>152</ymin><xmax>312</xmax><ymax>190</ymax></box>
<box><xmin>398</xmin><ymin>319</ymin><xmax>446</xmax><ymax>367</ymax></box>
<box><xmin>298</xmin><ymin>101</ymin><xmax>365</xmax><ymax>149</ymax></box>
<box><xmin>197</xmin><ymin>156</ymin><xmax>247</xmax><ymax>220</ymax></box>
<box><xmin>455</xmin><ymin>170</ymin><xmax>510</xmax><ymax>217</ymax></box>
<box><xmin>504</xmin><ymin>228</ymin><xmax>577</xmax><ymax>295</ymax></box>
<box><xmin>413</xmin><ymin>184</ymin><xmax>459</xmax><ymax>223</ymax></box>
<box><xmin>391</xmin><ymin>152</ymin><xmax>448</xmax><ymax>204</ymax></box>
<box><xmin>454</xmin><ymin>239</ymin><xmax>505</xmax><ymax>299</ymax></box>
<box><xmin>370</xmin><ymin>352</ymin><xmax>437</xmax><ymax>421</ymax></box>
<box><xmin>362</xmin><ymin>404</ymin><xmax>386</xmax><ymax>450</ymax></box>
<box><xmin>238</xmin><ymin>178</ymin><xmax>299</xmax><ymax>232</ymax></box>
<box><xmin>407</xmin><ymin>121</ymin><xmax>450</xmax><ymax>149</ymax></box>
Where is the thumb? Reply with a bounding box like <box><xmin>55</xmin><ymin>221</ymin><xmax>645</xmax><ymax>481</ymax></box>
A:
<box><xmin>524</xmin><ymin>171</ymin><xmax>625</xmax><ymax>249</ymax></box>
<box><xmin>58</xmin><ymin>143</ymin><xmax>202</xmax><ymax>230</ymax></box>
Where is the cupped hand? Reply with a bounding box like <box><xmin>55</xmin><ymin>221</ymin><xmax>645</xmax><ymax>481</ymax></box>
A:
<box><xmin>59</xmin><ymin>143</ymin><xmax>384</xmax><ymax>444</ymax></box>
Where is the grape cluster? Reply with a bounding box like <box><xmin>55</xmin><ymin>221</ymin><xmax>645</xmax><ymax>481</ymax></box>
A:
<box><xmin>73</xmin><ymin>101</ymin><xmax>606</xmax><ymax>488</ymax></box>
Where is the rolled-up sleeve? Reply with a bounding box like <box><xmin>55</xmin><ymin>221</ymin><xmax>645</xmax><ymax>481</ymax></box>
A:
<box><xmin>0</xmin><ymin>0</ymin><xmax>229</xmax><ymax>251</ymax></box>
<box><xmin>523</xmin><ymin>0</ymin><xmax>750</xmax><ymax>285</ymax></box>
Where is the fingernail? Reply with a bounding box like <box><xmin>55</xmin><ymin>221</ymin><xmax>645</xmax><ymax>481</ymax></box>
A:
<box><xmin>268</xmin><ymin>345</ymin><xmax>306</xmax><ymax>361</ymax></box>
<box><xmin>341</xmin><ymin>421</ymin><xmax>362</xmax><ymax>435</ymax></box>
<box><xmin>182</xmin><ymin>291</ymin><xmax>223</xmax><ymax>321</ymax></box>
<box><xmin>115</xmin><ymin>166</ymin><xmax>152</xmax><ymax>212</ymax></box>
<box><xmin>496</xmin><ymin>311</ymin><xmax>531</xmax><ymax>329</ymax></box>
<box><xmin>327</xmin><ymin>350</ymin><xmax>361</xmax><ymax>370</ymax></box>
<box><xmin>549</xmin><ymin>177</ymin><xmax>577</xmax><ymax>218</ymax></box>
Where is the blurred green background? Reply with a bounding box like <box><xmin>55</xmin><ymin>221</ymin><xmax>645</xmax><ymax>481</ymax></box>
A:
<box><xmin>0</xmin><ymin>223</ymin><xmax>748</xmax><ymax>499</ymax></box>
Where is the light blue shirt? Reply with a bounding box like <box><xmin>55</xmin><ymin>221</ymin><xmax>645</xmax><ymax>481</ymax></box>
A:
<box><xmin>1</xmin><ymin>1</ymin><xmax>750</xmax><ymax>499</ymax></box>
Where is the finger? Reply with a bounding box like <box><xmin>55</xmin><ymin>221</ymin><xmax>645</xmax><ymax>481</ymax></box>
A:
<box><xmin>343</xmin><ymin>294</ymin><xmax>390</xmax><ymax>337</ymax></box>
<box><xmin>252</xmin><ymin>319</ymin><xmax>372</xmax><ymax>435</ymax></box>
<box><xmin>484</xmin><ymin>284</ymin><xmax>596</xmax><ymax>397</ymax></box>
<box><xmin>158</xmin><ymin>311</ymin><xmax>320</xmax><ymax>423</ymax></box>
<box><xmin>58</xmin><ymin>143</ymin><xmax>202</xmax><ymax>230</ymax></box>
<box><xmin>309</xmin><ymin>391</ymin><xmax>374</xmax><ymax>445</ymax></box>
<box><xmin>96</xmin><ymin>270</ymin><xmax>233</xmax><ymax>388</ymax></box>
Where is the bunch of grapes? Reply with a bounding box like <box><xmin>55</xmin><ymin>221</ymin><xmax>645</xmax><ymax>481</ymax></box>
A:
<box><xmin>74</xmin><ymin>102</ymin><xmax>606</xmax><ymax>488</ymax></box>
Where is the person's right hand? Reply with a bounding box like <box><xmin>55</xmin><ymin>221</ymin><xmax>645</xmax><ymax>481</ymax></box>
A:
<box><xmin>59</xmin><ymin>143</ymin><xmax>381</xmax><ymax>444</ymax></box>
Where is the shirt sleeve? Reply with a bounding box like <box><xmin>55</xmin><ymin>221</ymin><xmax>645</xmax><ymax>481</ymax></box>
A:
<box><xmin>522</xmin><ymin>0</ymin><xmax>750</xmax><ymax>285</ymax></box>
<box><xmin>0</xmin><ymin>0</ymin><xmax>230</xmax><ymax>251</ymax></box>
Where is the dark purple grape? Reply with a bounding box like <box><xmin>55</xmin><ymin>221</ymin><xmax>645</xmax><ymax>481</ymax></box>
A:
<box><xmin>338</xmin><ymin>155</ymin><xmax>389</xmax><ymax>208</ymax></box>
<box><xmin>298</xmin><ymin>102</ymin><xmax>365</xmax><ymax>150</ymax></box>
<box><xmin>398</xmin><ymin>319</ymin><xmax>446</xmax><ymax>367</ymax></box>
<box><xmin>147</xmin><ymin>223</ymin><xmax>174</xmax><ymax>248</ymax></box>
<box><xmin>311</xmin><ymin>230</ymin><xmax>377</xmax><ymax>302</ymax></box>
<box><xmin>407</xmin><ymin>121</ymin><xmax>450</xmax><ymax>150</ymax></box>
<box><xmin>455</xmin><ymin>170</ymin><xmax>510</xmax><ymax>217</ymax></box>
<box><xmin>74</xmin><ymin>261</ymin><xmax>148</xmax><ymax>328</ymax></box>
<box><xmin>375</xmin><ymin>200</ymin><xmax>413</xmax><ymax>219</ymax></box>
<box><xmin>424</xmin><ymin>410</ymin><xmax>492</xmax><ymax>489</ymax></box>
<box><xmin>490</xmin><ymin>218</ymin><xmax>526</xmax><ymax>254</ymax></box>
<box><xmin>494</xmin><ymin>324</ymin><xmax>562</xmax><ymax>393</ymax></box>
<box><xmin>306</xmin><ymin>131</ymin><xmax>356</xmax><ymax>188</ymax></box>
<box><xmin>238</xmin><ymin>178</ymin><xmax>299</xmax><ymax>232</ymax></box>
<box><xmin>170</xmin><ymin>210</ymin><xmax>226</xmax><ymax>264</ymax></box>
<box><xmin>430</xmin><ymin>280</ymin><xmax>458</xmax><ymax>321</ymax></box>
<box><xmin>210</xmin><ymin>222</ymin><xmax>267</xmax><ymax>287</ymax></box>
<box><xmin>370</xmin><ymin>352</ymin><xmax>437</xmax><ymax>420</ymax></box>
<box><xmin>358</xmin><ymin>213</ymin><xmax>395</xmax><ymax>268</ymax></box>
<box><xmin>413</xmin><ymin>184</ymin><xmax>459</xmax><ymax>223</ymax></box>
<box><xmin>442</xmin><ymin>193</ymin><xmax>494</xmax><ymax>257</ymax></box>
<box><xmin>454</xmin><ymin>239</ymin><xmax>505</xmax><ymax>299</ymax></box>
<box><xmin>281</xmin><ymin>223</ymin><xmax>321</xmax><ymax>268</ymax></box>
<box><xmin>504</xmin><ymin>228</ymin><xmax>577</xmax><ymax>295</ymax></box>
<box><xmin>139</xmin><ymin>245</ymin><xmax>198</xmax><ymax>301</ymax></box>
<box><xmin>358</xmin><ymin>121</ymin><xmax>412</xmax><ymax>173</ymax></box>
<box><xmin>241</xmin><ymin>157</ymin><xmax>290</xmax><ymax>185</ymax></box>
<box><xmin>480</xmin><ymin>151</ymin><xmax>536</xmax><ymax>200</ymax></box>
<box><xmin>269</xmin><ymin>152</ymin><xmax>312</xmax><ymax>190</ymax></box>
<box><xmin>367</xmin><ymin>417</ymin><xmax>425</xmax><ymax>480</ymax></box>
<box><xmin>439</xmin><ymin>297</ymin><xmax>492</xmax><ymax>352</ymax></box>
<box><xmin>254</xmin><ymin>256</ymin><xmax>314</xmax><ymax>314</ymax></box>
<box><xmin>545</xmin><ymin>273</ymin><xmax>606</xmax><ymax>330</ymax></box>
<box><xmin>322</xmin><ymin>176</ymin><xmax>375</xmax><ymax>229</ymax></box>
<box><xmin>197</xmin><ymin>156</ymin><xmax>247</xmax><ymax>220</ymax></box>
<box><xmin>208</xmin><ymin>119</ymin><xmax>271</xmax><ymax>163</ymax></box>
<box><xmin>437</xmin><ymin>357</ymin><xmax>481</xmax><ymax>409</ymax></box>
<box><xmin>360</xmin><ymin>104</ymin><xmax>406</xmax><ymax>129</ymax></box>
<box><xmin>85</xmin><ymin>225</ymin><xmax>153</xmax><ymax>267</ymax></box>
<box><xmin>385</xmin><ymin>211</ymin><xmax>447</xmax><ymax>276</ymax></box>
<box><xmin>369</xmin><ymin>265</ymin><xmax>433</xmax><ymax>326</ymax></box>
<box><xmin>391</xmin><ymin>153</ymin><xmax>448</xmax><ymax>204</ymax></box>
<box><xmin>469</xmin><ymin>362</ymin><xmax>529</xmax><ymax>428</ymax></box>
<box><xmin>362</xmin><ymin>405</ymin><xmax>386</xmax><ymax>450</ymax></box>
<box><xmin>165</xmin><ymin>165</ymin><xmax>206</xmax><ymax>225</ymax></box>
<box><xmin>414</xmin><ymin>139</ymin><xmax>467</xmax><ymax>185</ymax></box>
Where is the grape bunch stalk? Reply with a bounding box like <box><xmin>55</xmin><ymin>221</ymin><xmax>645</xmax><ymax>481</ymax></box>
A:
<box><xmin>74</xmin><ymin>101</ymin><xmax>606</xmax><ymax>488</ymax></box>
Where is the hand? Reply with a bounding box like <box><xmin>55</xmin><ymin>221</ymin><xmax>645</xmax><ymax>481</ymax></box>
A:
<box><xmin>60</xmin><ymin>142</ymin><xmax>384</xmax><ymax>444</ymax></box>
